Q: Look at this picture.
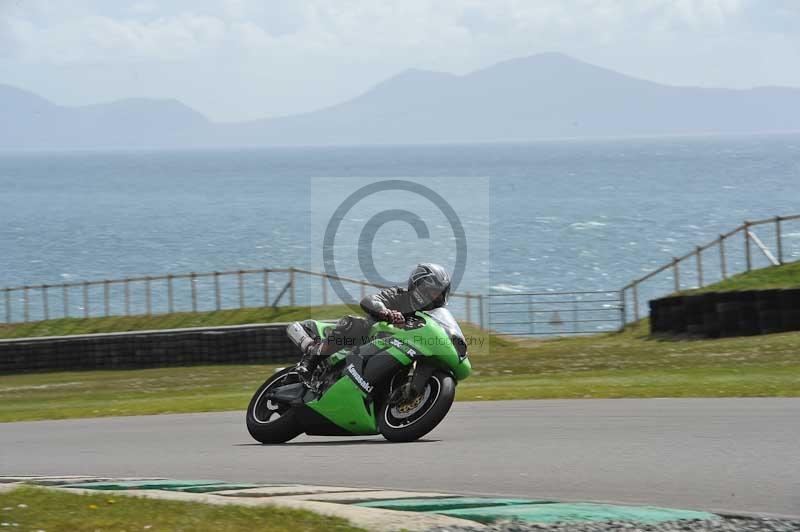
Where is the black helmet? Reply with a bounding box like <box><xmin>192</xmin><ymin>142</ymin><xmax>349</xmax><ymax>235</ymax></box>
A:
<box><xmin>407</xmin><ymin>263</ymin><xmax>451</xmax><ymax>310</ymax></box>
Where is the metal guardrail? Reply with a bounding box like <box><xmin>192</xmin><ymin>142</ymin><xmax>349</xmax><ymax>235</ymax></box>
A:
<box><xmin>487</xmin><ymin>290</ymin><xmax>624</xmax><ymax>336</ymax></box>
<box><xmin>621</xmin><ymin>214</ymin><xmax>800</xmax><ymax>324</ymax></box>
<box><xmin>0</xmin><ymin>267</ymin><xmax>486</xmax><ymax>328</ymax></box>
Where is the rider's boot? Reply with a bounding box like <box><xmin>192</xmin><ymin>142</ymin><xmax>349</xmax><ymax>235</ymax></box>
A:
<box><xmin>296</xmin><ymin>339</ymin><xmax>340</xmax><ymax>378</ymax></box>
<box><xmin>296</xmin><ymin>342</ymin><xmax>321</xmax><ymax>377</ymax></box>
<box><xmin>286</xmin><ymin>320</ymin><xmax>344</xmax><ymax>379</ymax></box>
<box><xmin>287</xmin><ymin>322</ymin><xmax>319</xmax><ymax>378</ymax></box>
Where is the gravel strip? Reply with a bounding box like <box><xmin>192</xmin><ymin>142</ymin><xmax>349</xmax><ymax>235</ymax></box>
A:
<box><xmin>431</xmin><ymin>517</ymin><xmax>800</xmax><ymax>532</ymax></box>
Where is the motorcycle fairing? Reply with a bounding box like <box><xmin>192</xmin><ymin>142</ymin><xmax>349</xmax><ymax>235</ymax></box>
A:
<box><xmin>306</xmin><ymin>369</ymin><xmax>378</xmax><ymax>435</ymax></box>
<box><xmin>296</xmin><ymin>309</ymin><xmax>472</xmax><ymax>436</ymax></box>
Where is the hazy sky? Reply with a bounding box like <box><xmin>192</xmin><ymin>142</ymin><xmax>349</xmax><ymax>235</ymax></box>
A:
<box><xmin>2</xmin><ymin>0</ymin><xmax>799</xmax><ymax>122</ymax></box>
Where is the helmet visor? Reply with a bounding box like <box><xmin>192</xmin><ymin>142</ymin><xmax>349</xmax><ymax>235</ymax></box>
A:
<box><xmin>414</xmin><ymin>284</ymin><xmax>448</xmax><ymax>308</ymax></box>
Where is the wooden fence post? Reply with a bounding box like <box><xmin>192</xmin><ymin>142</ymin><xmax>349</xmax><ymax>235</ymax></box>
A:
<box><xmin>214</xmin><ymin>272</ymin><xmax>221</xmax><ymax>311</ymax></box>
<box><xmin>145</xmin><ymin>276</ymin><xmax>152</xmax><ymax>316</ymax></box>
<box><xmin>719</xmin><ymin>235</ymin><xmax>727</xmax><ymax>279</ymax></box>
<box><xmin>264</xmin><ymin>268</ymin><xmax>269</xmax><ymax>307</ymax></box>
<box><xmin>478</xmin><ymin>294</ymin><xmax>485</xmax><ymax>329</ymax></box>
<box><xmin>5</xmin><ymin>288</ymin><xmax>11</xmax><ymax>323</ymax></box>
<box><xmin>744</xmin><ymin>221</ymin><xmax>752</xmax><ymax>271</ymax></box>
<box><xmin>168</xmin><ymin>274</ymin><xmax>175</xmax><ymax>313</ymax></box>
<box><xmin>672</xmin><ymin>258</ymin><xmax>680</xmax><ymax>292</ymax></box>
<box><xmin>124</xmin><ymin>279</ymin><xmax>131</xmax><ymax>316</ymax></box>
<box><xmin>289</xmin><ymin>268</ymin><xmax>296</xmax><ymax>307</ymax></box>
<box><xmin>633</xmin><ymin>283</ymin><xmax>640</xmax><ymax>322</ymax></box>
<box><xmin>82</xmin><ymin>282</ymin><xmax>89</xmax><ymax>318</ymax></box>
<box><xmin>103</xmin><ymin>280</ymin><xmax>110</xmax><ymax>317</ymax></box>
<box><xmin>23</xmin><ymin>286</ymin><xmax>29</xmax><ymax>322</ymax></box>
<box><xmin>696</xmin><ymin>246</ymin><xmax>703</xmax><ymax>288</ymax></box>
<box><xmin>4</xmin><ymin>288</ymin><xmax>11</xmax><ymax>323</ymax></box>
<box><xmin>238</xmin><ymin>270</ymin><xmax>245</xmax><ymax>309</ymax></box>
<box><xmin>190</xmin><ymin>273</ymin><xmax>198</xmax><ymax>312</ymax></box>
<box><xmin>776</xmin><ymin>216</ymin><xmax>784</xmax><ymax>264</ymax></box>
<box><xmin>42</xmin><ymin>285</ymin><xmax>49</xmax><ymax>320</ymax></box>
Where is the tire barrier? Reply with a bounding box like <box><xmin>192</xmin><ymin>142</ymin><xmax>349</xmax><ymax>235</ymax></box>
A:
<box><xmin>0</xmin><ymin>323</ymin><xmax>301</xmax><ymax>374</ymax></box>
<box><xmin>650</xmin><ymin>288</ymin><xmax>800</xmax><ymax>338</ymax></box>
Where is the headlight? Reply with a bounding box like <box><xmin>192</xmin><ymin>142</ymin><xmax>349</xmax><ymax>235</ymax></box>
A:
<box><xmin>453</xmin><ymin>335</ymin><xmax>468</xmax><ymax>361</ymax></box>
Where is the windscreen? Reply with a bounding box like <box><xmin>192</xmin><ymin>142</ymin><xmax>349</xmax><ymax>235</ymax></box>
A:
<box><xmin>424</xmin><ymin>307</ymin><xmax>465</xmax><ymax>340</ymax></box>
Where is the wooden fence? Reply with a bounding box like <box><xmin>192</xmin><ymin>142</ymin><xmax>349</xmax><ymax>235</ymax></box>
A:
<box><xmin>4</xmin><ymin>214</ymin><xmax>798</xmax><ymax>334</ymax></box>
<box><xmin>1</xmin><ymin>267</ymin><xmax>485</xmax><ymax>328</ymax></box>
<box><xmin>621</xmin><ymin>214</ymin><xmax>800</xmax><ymax>324</ymax></box>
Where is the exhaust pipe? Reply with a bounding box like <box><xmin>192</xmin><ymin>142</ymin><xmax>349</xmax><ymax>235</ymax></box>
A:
<box><xmin>286</xmin><ymin>322</ymin><xmax>316</xmax><ymax>353</ymax></box>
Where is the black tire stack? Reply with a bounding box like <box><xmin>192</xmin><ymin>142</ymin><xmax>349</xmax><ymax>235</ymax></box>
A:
<box><xmin>685</xmin><ymin>294</ymin><xmax>706</xmax><ymax>336</ymax></box>
<box><xmin>650</xmin><ymin>288</ymin><xmax>800</xmax><ymax>338</ymax></box>
<box><xmin>782</xmin><ymin>289</ymin><xmax>800</xmax><ymax>331</ymax></box>
<box><xmin>717</xmin><ymin>292</ymin><xmax>742</xmax><ymax>338</ymax></box>
<box><xmin>701</xmin><ymin>293</ymin><xmax>720</xmax><ymax>338</ymax></box>
<box><xmin>757</xmin><ymin>290</ymin><xmax>783</xmax><ymax>335</ymax></box>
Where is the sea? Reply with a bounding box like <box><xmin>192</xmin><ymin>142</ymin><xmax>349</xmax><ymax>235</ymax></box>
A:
<box><xmin>1</xmin><ymin>134</ymin><xmax>799</xmax><ymax>324</ymax></box>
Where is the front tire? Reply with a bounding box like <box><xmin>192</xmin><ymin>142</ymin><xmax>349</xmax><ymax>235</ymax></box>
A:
<box><xmin>378</xmin><ymin>371</ymin><xmax>456</xmax><ymax>442</ymax></box>
<box><xmin>246</xmin><ymin>368</ymin><xmax>302</xmax><ymax>444</ymax></box>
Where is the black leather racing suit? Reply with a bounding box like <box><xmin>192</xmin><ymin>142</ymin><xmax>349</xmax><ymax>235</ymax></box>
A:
<box><xmin>359</xmin><ymin>286</ymin><xmax>438</xmax><ymax>318</ymax></box>
<box><xmin>310</xmin><ymin>286</ymin><xmax>440</xmax><ymax>358</ymax></box>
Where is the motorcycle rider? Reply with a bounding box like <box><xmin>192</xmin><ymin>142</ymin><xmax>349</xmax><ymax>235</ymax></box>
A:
<box><xmin>289</xmin><ymin>263</ymin><xmax>452</xmax><ymax>378</ymax></box>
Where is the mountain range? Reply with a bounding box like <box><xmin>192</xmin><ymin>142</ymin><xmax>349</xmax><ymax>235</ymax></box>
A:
<box><xmin>3</xmin><ymin>53</ymin><xmax>800</xmax><ymax>150</ymax></box>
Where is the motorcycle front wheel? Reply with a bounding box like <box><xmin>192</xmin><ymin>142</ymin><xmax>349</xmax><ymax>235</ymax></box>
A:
<box><xmin>378</xmin><ymin>370</ymin><xmax>456</xmax><ymax>442</ymax></box>
<box><xmin>246</xmin><ymin>368</ymin><xmax>302</xmax><ymax>444</ymax></box>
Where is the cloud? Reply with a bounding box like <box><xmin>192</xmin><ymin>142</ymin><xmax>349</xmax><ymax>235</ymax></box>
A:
<box><xmin>3</xmin><ymin>10</ymin><xmax>228</xmax><ymax>63</ymax></box>
<box><xmin>128</xmin><ymin>2</ymin><xmax>159</xmax><ymax>16</ymax></box>
<box><xmin>0</xmin><ymin>0</ymin><xmax>760</xmax><ymax>65</ymax></box>
<box><xmin>223</xmin><ymin>0</ymin><xmax>308</xmax><ymax>37</ymax></box>
<box><xmin>1</xmin><ymin>0</ymin><xmax>798</xmax><ymax>121</ymax></box>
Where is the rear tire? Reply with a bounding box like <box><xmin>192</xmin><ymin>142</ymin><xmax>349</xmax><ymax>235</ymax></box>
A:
<box><xmin>246</xmin><ymin>368</ymin><xmax>303</xmax><ymax>444</ymax></box>
<box><xmin>378</xmin><ymin>371</ymin><xmax>455</xmax><ymax>442</ymax></box>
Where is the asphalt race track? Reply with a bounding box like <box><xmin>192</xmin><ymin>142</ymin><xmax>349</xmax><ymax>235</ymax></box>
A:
<box><xmin>2</xmin><ymin>398</ymin><xmax>798</xmax><ymax>517</ymax></box>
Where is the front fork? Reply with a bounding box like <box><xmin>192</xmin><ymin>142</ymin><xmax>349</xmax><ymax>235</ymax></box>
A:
<box><xmin>392</xmin><ymin>361</ymin><xmax>436</xmax><ymax>403</ymax></box>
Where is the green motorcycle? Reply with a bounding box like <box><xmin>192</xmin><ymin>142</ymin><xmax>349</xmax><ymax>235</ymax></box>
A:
<box><xmin>246</xmin><ymin>307</ymin><xmax>471</xmax><ymax>443</ymax></box>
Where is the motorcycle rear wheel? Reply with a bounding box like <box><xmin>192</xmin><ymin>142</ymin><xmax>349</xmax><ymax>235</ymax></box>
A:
<box><xmin>246</xmin><ymin>368</ymin><xmax>302</xmax><ymax>444</ymax></box>
<box><xmin>378</xmin><ymin>370</ymin><xmax>455</xmax><ymax>442</ymax></box>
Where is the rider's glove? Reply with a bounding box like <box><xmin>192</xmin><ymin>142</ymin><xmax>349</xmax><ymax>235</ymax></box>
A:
<box><xmin>379</xmin><ymin>309</ymin><xmax>405</xmax><ymax>325</ymax></box>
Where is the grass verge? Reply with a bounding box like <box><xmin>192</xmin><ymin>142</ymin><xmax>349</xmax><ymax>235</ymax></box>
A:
<box><xmin>1</xmin><ymin>263</ymin><xmax>798</xmax><ymax>421</ymax></box>
<box><xmin>681</xmin><ymin>261</ymin><xmax>800</xmax><ymax>294</ymax></box>
<box><xmin>0</xmin><ymin>485</ymin><xmax>364</xmax><ymax>532</ymax></box>
<box><xmin>1</xmin><ymin>322</ymin><xmax>798</xmax><ymax>422</ymax></box>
